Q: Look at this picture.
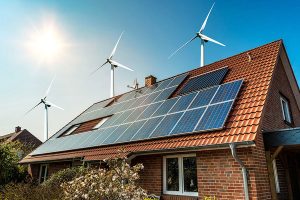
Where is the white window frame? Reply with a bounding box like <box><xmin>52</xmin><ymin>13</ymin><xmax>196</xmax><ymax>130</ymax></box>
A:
<box><xmin>273</xmin><ymin>159</ymin><xmax>280</xmax><ymax>193</ymax></box>
<box><xmin>280</xmin><ymin>96</ymin><xmax>292</xmax><ymax>123</ymax></box>
<box><xmin>163</xmin><ymin>154</ymin><xmax>198</xmax><ymax>197</ymax></box>
<box><xmin>93</xmin><ymin>117</ymin><xmax>110</xmax><ymax>129</ymax></box>
<box><xmin>39</xmin><ymin>164</ymin><xmax>48</xmax><ymax>184</ymax></box>
<box><xmin>63</xmin><ymin>125</ymin><xmax>80</xmax><ymax>136</ymax></box>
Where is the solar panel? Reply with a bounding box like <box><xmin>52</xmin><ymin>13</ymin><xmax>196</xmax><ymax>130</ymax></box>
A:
<box><xmin>211</xmin><ymin>80</ymin><xmax>243</xmax><ymax>104</ymax></box>
<box><xmin>138</xmin><ymin>102</ymin><xmax>163</xmax><ymax>120</ymax></box>
<box><xmin>194</xmin><ymin>101</ymin><xmax>233</xmax><ymax>132</ymax></box>
<box><xmin>103</xmin><ymin>124</ymin><xmax>131</xmax><ymax>145</ymax></box>
<box><xmin>151</xmin><ymin>98</ymin><xmax>179</xmax><ymax>117</ymax></box>
<box><xmin>131</xmin><ymin>116</ymin><xmax>164</xmax><ymax>141</ymax></box>
<box><xmin>154</xmin><ymin>86</ymin><xmax>177</xmax><ymax>102</ymax></box>
<box><xmin>179</xmin><ymin>67</ymin><xmax>228</xmax><ymax>95</ymax></box>
<box><xmin>116</xmin><ymin>120</ymin><xmax>147</xmax><ymax>143</ymax></box>
<box><xmin>89</xmin><ymin>127</ymin><xmax>118</xmax><ymax>147</ymax></box>
<box><xmin>170</xmin><ymin>107</ymin><xmax>206</xmax><ymax>135</ymax></box>
<box><xmin>168</xmin><ymin>73</ymin><xmax>188</xmax><ymax>87</ymax></box>
<box><xmin>150</xmin><ymin>112</ymin><xmax>184</xmax><ymax>138</ymax></box>
<box><xmin>31</xmin><ymin>73</ymin><xmax>242</xmax><ymax>156</ymax></box>
<box><xmin>169</xmin><ymin>92</ymin><xmax>197</xmax><ymax>113</ymax></box>
<box><xmin>123</xmin><ymin>105</ymin><xmax>149</xmax><ymax>123</ymax></box>
<box><xmin>188</xmin><ymin>86</ymin><xmax>218</xmax><ymax>109</ymax></box>
<box><xmin>84</xmin><ymin>98</ymin><xmax>114</xmax><ymax>113</ymax></box>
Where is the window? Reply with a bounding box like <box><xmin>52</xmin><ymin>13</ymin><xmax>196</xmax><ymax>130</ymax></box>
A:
<box><xmin>273</xmin><ymin>159</ymin><xmax>280</xmax><ymax>193</ymax></box>
<box><xmin>63</xmin><ymin>125</ymin><xmax>80</xmax><ymax>136</ymax></box>
<box><xmin>39</xmin><ymin>164</ymin><xmax>48</xmax><ymax>183</ymax></box>
<box><xmin>163</xmin><ymin>154</ymin><xmax>198</xmax><ymax>196</ymax></box>
<box><xmin>93</xmin><ymin>117</ymin><xmax>110</xmax><ymax>129</ymax></box>
<box><xmin>280</xmin><ymin>96</ymin><xmax>292</xmax><ymax>123</ymax></box>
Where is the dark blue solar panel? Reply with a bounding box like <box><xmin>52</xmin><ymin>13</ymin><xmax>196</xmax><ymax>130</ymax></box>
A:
<box><xmin>211</xmin><ymin>80</ymin><xmax>243</xmax><ymax>104</ymax></box>
<box><xmin>169</xmin><ymin>92</ymin><xmax>197</xmax><ymax>113</ymax></box>
<box><xmin>154</xmin><ymin>86</ymin><xmax>177</xmax><ymax>102</ymax></box>
<box><xmin>152</xmin><ymin>78</ymin><xmax>173</xmax><ymax>92</ymax></box>
<box><xmin>138</xmin><ymin>102</ymin><xmax>163</xmax><ymax>120</ymax></box>
<box><xmin>123</xmin><ymin>105</ymin><xmax>149</xmax><ymax>123</ymax></box>
<box><xmin>131</xmin><ymin>116</ymin><xmax>164</xmax><ymax>141</ymax></box>
<box><xmin>168</xmin><ymin>73</ymin><xmax>188</xmax><ymax>87</ymax></box>
<box><xmin>189</xmin><ymin>86</ymin><xmax>218</xmax><ymax>109</ymax></box>
<box><xmin>150</xmin><ymin>112</ymin><xmax>184</xmax><ymax>138</ymax></box>
<box><xmin>152</xmin><ymin>98</ymin><xmax>179</xmax><ymax>117</ymax></box>
<box><xmin>179</xmin><ymin>67</ymin><xmax>228</xmax><ymax>95</ymax></box>
<box><xmin>171</xmin><ymin>107</ymin><xmax>206</xmax><ymax>135</ymax></box>
<box><xmin>128</xmin><ymin>95</ymin><xmax>149</xmax><ymax>109</ymax></box>
<box><xmin>103</xmin><ymin>124</ymin><xmax>131</xmax><ymax>145</ymax></box>
<box><xmin>100</xmin><ymin>113</ymin><xmax>122</xmax><ymax>128</ymax></box>
<box><xmin>194</xmin><ymin>101</ymin><xmax>233</xmax><ymax>132</ymax></box>
<box><xmin>142</xmin><ymin>91</ymin><xmax>163</xmax><ymax>105</ymax></box>
<box><xmin>84</xmin><ymin>126</ymin><xmax>118</xmax><ymax>147</ymax></box>
<box><xmin>111</xmin><ymin>109</ymin><xmax>136</xmax><ymax>125</ymax></box>
<box><xmin>116</xmin><ymin>120</ymin><xmax>147</xmax><ymax>143</ymax></box>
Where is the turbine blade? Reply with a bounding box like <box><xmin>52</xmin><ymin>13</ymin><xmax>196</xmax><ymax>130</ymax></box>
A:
<box><xmin>199</xmin><ymin>2</ymin><xmax>215</xmax><ymax>33</ymax></box>
<box><xmin>110</xmin><ymin>31</ymin><xmax>124</xmax><ymax>59</ymax></box>
<box><xmin>45</xmin><ymin>101</ymin><xmax>64</xmax><ymax>110</ymax></box>
<box><xmin>44</xmin><ymin>75</ymin><xmax>56</xmax><ymax>99</ymax></box>
<box><xmin>168</xmin><ymin>35</ymin><xmax>198</xmax><ymax>59</ymax></box>
<box><xmin>90</xmin><ymin>61</ymin><xmax>109</xmax><ymax>76</ymax></box>
<box><xmin>110</xmin><ymin>60</ymin><xmax>134</xmax><ymax>71</ymax></box>
<box><xmin>199</xmin><ymin>34</ymin><xmax>225</xmax><ymax>46</ymax></box>
<box><xmin>25</xmin><ymin>101</ymin><xmax>42</xmax><ymax>115</ymax></box>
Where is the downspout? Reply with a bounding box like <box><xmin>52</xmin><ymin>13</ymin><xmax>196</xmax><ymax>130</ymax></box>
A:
<box><xmin>229</xmin><ymin>143</ymin><xmax>249</xmax><ymax>200</ymax></box>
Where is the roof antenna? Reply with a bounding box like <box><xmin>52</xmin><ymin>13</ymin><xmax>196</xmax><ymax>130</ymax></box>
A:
<box><xmin>127</xmin><ymin>78</ymin><xmax>141</xmax><ymax>97</ymax></box>
<box><xmin>247</xmin><ymin>52</ymin><xmax>252</xmax><ymax>62</ymax></box>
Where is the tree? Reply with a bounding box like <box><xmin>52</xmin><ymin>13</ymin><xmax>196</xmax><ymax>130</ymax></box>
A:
<box><xmin>0</xmin><ymin>141</ymin><xmax>30</xmax><ymax>187</ymax></box>
<box><xmin>62</xmin><ymin>155</ymin><xmax>147</xmax><ymax>200</ymax></box>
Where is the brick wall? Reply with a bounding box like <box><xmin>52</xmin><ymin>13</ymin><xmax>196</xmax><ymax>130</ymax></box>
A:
<box><xmin>132</xmin><ymin>154</ymin><xmax>162</xmax><ymax>196</ymax></box>
<box><xmin>47</xmin><ymin>162</ymin><xmax>72</xmax><ymax>176</ymax></box>
<box><xmin>262</xmin><ymin>58</ymin><xmax>300</xmax><ymax>131</ymax></box>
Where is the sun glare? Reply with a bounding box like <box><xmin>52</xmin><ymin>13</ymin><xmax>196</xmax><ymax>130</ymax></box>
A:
<box><xmin>26</xmin><ymin>21</ymin><xmax>66</xmax><ymax>63</ymax></box>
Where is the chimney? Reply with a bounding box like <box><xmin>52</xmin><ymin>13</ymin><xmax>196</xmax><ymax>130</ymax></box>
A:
<box><xmin>145</xmin><ymin>75</ymin><xmax>157</xmax><ymax>87</ymax></box>
<box><xmin>15</xmin><ymin>126</ymin><xmax>21</xmax><ymax>133</ymax></box>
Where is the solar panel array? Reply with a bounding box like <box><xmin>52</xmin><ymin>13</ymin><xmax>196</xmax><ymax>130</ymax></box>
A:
<box><xmin>179</xmin><ymin>67</ymin><xmax>228</xmax><ymax>95</ymax></box>
<box><xmin>32</xmin><ymin>72</ymin><xmax>242</xmax><ymax>156</ymax></box>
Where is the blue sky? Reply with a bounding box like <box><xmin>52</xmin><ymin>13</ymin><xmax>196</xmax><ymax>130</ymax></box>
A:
<box><xmin>0</xmin><ymin>0</ymin><xmax>299</xmax><ymax>140</ymax></box>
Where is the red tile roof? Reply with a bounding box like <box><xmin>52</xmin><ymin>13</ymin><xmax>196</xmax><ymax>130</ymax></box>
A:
<box><xmin>20</xmin><ymin>40</ymin><xmax>282</xmax><ymax>163</ymax></box>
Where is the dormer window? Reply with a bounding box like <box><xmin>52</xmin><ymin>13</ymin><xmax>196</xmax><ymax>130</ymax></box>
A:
<box><xmin>280</xmin><ymin>96</ymin><xmax>292</xmax><ymax>124</ymax></box>
<box><xmin>93</xmin><ymin>117</ymin><xmax>110</xmax><ymax>129</ymax></box>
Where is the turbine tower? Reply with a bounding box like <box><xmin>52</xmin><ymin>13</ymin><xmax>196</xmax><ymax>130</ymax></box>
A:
<box><xmin>26</xmin><ymin>76</ymin><xmax>64</xmax><ymax>141</ymax></box>
<box><xmin>91</xmin><ymin>32</ymin><xmax>134</xmax><ymax>97</ymax></box>
<box><xmin>169</xmin><ymin>2</ymin><xmax>225</xmax><ymax>67</ymax></box>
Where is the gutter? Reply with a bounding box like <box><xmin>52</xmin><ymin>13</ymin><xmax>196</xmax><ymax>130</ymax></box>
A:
<box><xmin>229</xmin><ymin>143</ymin><xmax>249</xmax><ymax>200</ymax></box>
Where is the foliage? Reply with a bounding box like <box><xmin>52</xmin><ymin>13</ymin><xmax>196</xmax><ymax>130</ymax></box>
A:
<box><xmin>0</xmin><ymin>141</ymin><xmax>31</xmax><ymax>187</ymax></box>
<box><xmin>62</xmin><ymin>156</ymin><xmax>147</xmax><ymax>200</ymax></box>
<box><xmin>2</xmin><ymin>167</ymin><xmax>86</xmax><ymax>200</ymax></box>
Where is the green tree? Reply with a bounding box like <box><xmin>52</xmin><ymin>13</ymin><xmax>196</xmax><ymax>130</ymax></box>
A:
<box><xmin>0</xmin><ymin>141</ymin><xmax>34</xmax><ymax>187</ymax></box>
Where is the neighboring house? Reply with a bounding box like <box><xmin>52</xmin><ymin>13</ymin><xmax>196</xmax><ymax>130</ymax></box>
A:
<box><xmin>0</xmin><ymin>126</ymin><xmax>42</xmax><ymax>148</ymax></box>
<box><xmin>21</xmin><ymin>40</ymin><xmax>300</xmax><ymax>200</ymax></box>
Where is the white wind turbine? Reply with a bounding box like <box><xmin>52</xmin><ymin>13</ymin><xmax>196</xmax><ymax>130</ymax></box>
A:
<box><xmin>169</xmin><ymin>2</ymin><xmax>225</xmax><ymax>67</ymax></box>
<box><xmin>91</xmin><ymin>32</ymin><xmax>134</xmax><ymax>97</ymax></box>
<box><xmin>25</xmin><ymin>76</ymin><xmax>64</xmax><ymax>142</ymax></box>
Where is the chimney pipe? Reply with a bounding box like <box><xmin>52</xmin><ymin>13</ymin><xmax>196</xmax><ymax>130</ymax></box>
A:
<box><xmin>145</xmin><ymin>75</ymin><xmax>157</xmax><ymax>87</ymax></box>
<box><xmin>15</xmin><ymin>126</ymin><xmax>21</xmax><ymax>133</ymax></box>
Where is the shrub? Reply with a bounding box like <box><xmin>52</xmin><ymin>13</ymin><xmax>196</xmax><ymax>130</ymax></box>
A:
<box><xmin>62</xmin><ymin>156</ymin><xmax>147</xmax><ymax>200</ymax></box>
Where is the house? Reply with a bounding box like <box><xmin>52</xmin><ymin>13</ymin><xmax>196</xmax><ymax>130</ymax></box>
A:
<box><xmin>0</xmin><ymin>126</ymin><xmax>42</xmax><ymax>147</ymax></box>
<box><xmin>20</xmin><ymin>40</ymin><xmax>300</xmax><ymax>200</ymax></box>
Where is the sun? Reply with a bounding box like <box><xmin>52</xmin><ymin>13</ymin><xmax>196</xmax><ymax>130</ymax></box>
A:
<box><xmin>26</xmin><ymin>21</ymin><xmax>65</xmax><ymax>63</ymax></box>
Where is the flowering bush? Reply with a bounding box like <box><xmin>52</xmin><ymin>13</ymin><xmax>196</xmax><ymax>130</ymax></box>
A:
<box><xmin>62</xmin><ymin>156</ymin><xmax>147</xmax><ymax>200</ymax></box>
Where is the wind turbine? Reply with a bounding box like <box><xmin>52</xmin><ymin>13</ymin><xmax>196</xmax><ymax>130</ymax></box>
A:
<box><xmin>127</xmin><ymin>78</ymin><xmax>139</xmax><ymax>90</ymax></box>
<box><xmin>91</xmin><ymin>32</ymin><xmax>134</xmax><ymax>97</ymax></box>
<box><xmin>169</xmin><ymin>2</ymin><xmax>225</xmax><ymax>67</ymax></box>
<box><xmin>25</xmin><ymin>76</ymin><xmax>64</xmax><ymax>142</ymax></box>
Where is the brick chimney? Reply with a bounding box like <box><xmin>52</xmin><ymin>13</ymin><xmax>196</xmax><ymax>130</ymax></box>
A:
<box><xmin>145</xmin><ymin>75</ymin><xmax>157</xmax><ymax>87</ymax></box>
<box><xmin>15</xmin><ymin>126</ymin><xmax>21</xmax><ymax>133</ymax></box>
